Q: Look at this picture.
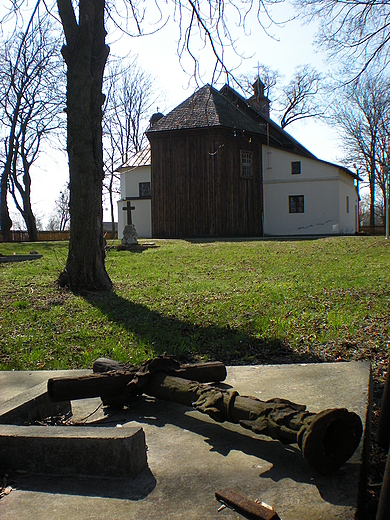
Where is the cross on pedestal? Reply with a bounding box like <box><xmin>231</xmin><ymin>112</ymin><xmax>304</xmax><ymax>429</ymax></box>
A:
<box><xmin>123</xmin><ymin>200</ymin><xmax>135</xmax><ymax>225</ymax></box>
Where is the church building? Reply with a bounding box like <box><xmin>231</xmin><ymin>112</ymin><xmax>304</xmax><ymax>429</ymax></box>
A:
<box><xmin>117</xmin><ymin>80</ymin><xmax>359</xmax><ymax>239</ymax></box>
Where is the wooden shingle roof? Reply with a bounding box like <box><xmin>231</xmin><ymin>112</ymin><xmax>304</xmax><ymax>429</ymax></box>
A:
<box><xmin>147</xmin><ymin>85</ymin><xmax>266</xmax><ymax>135</ymax></box>
<box><xmin>146</xmin><ymin>84</ymin><xmax>318</xmax><ymax>160</ymax></box>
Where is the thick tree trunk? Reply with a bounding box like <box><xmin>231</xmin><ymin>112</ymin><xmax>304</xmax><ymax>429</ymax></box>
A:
<box><xmin>24</xmin><ymin>208</ymin><xmax>38</xmax><ymax>242</ymax></box>
<box><xmin>58</xmin><ymin>0</ymin><xmax>112</xmax><ymax>291</ymax></box>
<box><xmin>109</xmin><ymin>178</ymin><xmax>116</xmax><ymax>239</ymax></box>
<box><xmin>19</xmin><ymin>169</ymin><xmax>38</xmax><ymax>242</ymax></box>
<box><xmin>370</xmin><ymin>176</ymin><xmax>375</xmax><ymax>228</ymax></box>
<box><xmin>1</xmin><ymin>168</ymin><xmax>13</xmax><ymax>242</ymax></box>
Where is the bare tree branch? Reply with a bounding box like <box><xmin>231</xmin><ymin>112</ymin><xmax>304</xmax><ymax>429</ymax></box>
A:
<box><xmin>293</xmin><ymin>0</ymin><xmax>390</xmax><ymax>79</ymax></box>
<box><xmin>102</xmin><ymin>56</ymin><xmax>157</xmax><ymax>236</ymax></box>
<box><xmin>329</xmin><ymin>71</ymin><xmax>390</xmax><ymax>226</ymax></box>
<box><xmin>0</xmin><ymin>13</ymin><xmax>65</xmax><ymax>241</ymax></box>
<box><xmin>278</xmin><ymin>65</ymin><xmax>323</xmax><ymax>128</ymax></box>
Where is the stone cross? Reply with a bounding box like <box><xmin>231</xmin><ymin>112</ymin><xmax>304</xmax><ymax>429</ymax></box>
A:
<box><xmin>123</xmin><ymin>200</ymin><xmax>135</xmax><ymax>225</ymax></box>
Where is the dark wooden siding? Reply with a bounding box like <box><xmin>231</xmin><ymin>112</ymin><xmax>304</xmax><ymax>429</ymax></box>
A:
<box><xmin>148</xmin><ymin>127</ymin><xmax>263</xmax><ymax>238</ymax></box>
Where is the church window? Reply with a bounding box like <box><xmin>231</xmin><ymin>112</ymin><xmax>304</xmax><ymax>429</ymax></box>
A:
<box><xmin>139</xmin><ymin>182</ymin><xmax>151</xmax><ymax>198</ymax></box>
<box><xmin>289</xmin><ymin>195</ymin><xmax>304</xmax><ymax>213</ymax></box>
<box><xmin>291</xmin><ymin>161</ymin><xmax>301</xmax><ymax>175</ymax></box>
<box><xmin>241</xmin><ymin>151</ymin><xmax>253</xmax><ymax>178</ymax></box>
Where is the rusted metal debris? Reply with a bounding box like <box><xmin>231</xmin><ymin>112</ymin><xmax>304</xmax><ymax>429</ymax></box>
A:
<box><xmin>215</xmin><ymin>488</ymin><xmax>280</xmax><ymax>520</ymax></box>
<box><xmin>47</xmin><ymin>355</ymin><xmax>363</xmax><ymax>475</ymax></box>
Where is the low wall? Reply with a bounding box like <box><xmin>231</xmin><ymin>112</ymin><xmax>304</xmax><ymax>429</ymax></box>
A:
<box><xmin>0</xmin><ymin>231</ymin><xmax>70</xmax><ymax>243</ymax></box>
<box><xmin>359</xmin><ymin>226</ymin><xmax>388</xmax><ymax>236</ymax></box>
<box><xmin>0</xmin><ymin>230</ymin><xmax>118</xmax><ymax>243</ymax></box>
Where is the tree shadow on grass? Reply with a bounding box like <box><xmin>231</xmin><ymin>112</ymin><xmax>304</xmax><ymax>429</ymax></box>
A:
<box><xmin>83</xmin><ymin>290</ymin><xmax>323</xmax><ymax>366</ymax></box>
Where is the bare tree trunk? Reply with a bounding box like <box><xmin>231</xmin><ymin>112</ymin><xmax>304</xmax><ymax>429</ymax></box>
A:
<box><xmin>58</xmin><ymin>0</ymin><xmax>111</xmax><ymax>291</ymax></box>
<box><xmin>109</xmin><ymin>174</ymin><xmax>116</xmax><ymax>239</ymax></box>
<box><xmin>10</xmin><ymin>161</ymin><xmax>38</xmax><ymax>242</ymax></box>
<box><xmin>24</xmin><ymin>204</ymin><xmax>38</xmax><ymax>242</ymax></box>
<box><xmin>370</xmin><ymin>153</ymin><xmax>376</xmax><ymax>228</ymax></box>
<box><xmin>0</xmin><ymin>168</ymin><xmax>13</xmax><ymax>242</ymax></box>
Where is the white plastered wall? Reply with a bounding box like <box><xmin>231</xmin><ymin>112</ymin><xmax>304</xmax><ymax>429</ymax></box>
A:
<box><xmin>117</xmin><ymin>165</ymin><xmax>152</xmax><ymax>239</ymax></box>
<box><xmin>262</xmin><ymin>147</ymin><xmax>357</xmax><ymax>236</ymax></box>
<box><xmin>338</xmin><ymin>171</ymin><xmax>359</xmax><ymax>234</ymax></box>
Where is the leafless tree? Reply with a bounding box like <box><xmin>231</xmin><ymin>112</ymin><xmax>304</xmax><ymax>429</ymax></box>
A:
<box><xmin>0</xmin><ymin>14</ymin><xmax>65</xmax><ymax>242</ymax></box>
<box><xmin>102</xmin><ymin>58</ymin><xmax>156</xmax><ymax>238</ymax></box>
<box><xmin>239</xmin><ymin>64</ymin><xmax>323</xmax><ymax>129</ymax></box>
<box><xmin>47</xmin><ymin>184</ymin><xmax>70</xmax><ymax>231</ymax></box>
<box><xmin>238</xmin><ymin>63</ymin><xmax>280</xmax><ymax>99</ymax></box>
<box><xmin>330</xmin><ymin>72</ymin><xmax>390</xmax><ymax>227</ymax></box>
<box><xmin>278</xmin><ymin>65</ymin><xmax>323</xmax><ymax>128</ymax></box>
<box><xmin>292</xmin><ymin>0</ymin><xmax>390</xmax><ymax>79</ymax></box>
<box><xmin>376</xmin><ymin>105</ymin><xmax>390</xmax><ymax>211</ymax></box>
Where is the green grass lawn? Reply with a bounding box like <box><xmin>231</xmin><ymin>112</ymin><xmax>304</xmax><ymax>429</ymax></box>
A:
<box><xmin>0</xmin><ymin>237</ymin><xmax>389</xmax><ymax>377</ymax></box>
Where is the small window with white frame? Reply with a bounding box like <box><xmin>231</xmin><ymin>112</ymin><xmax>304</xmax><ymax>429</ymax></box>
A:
<box><xmin>291</xmin><ymin>161</ymin><xmax>301</xmax><ymax>175</ymax></box>
<box><xmin>139</xmin><ymin>182</ymin><xmax>151</xmax><ymax>198</ymax></box>
<box><xmin>289</xmin><ymin>195</ymin><xmax>304</xmax><ymax>213</ymax></box>
<box><xmin>240</xmin><ymin>151</ymin><xmax>253</xmax><ymax>178</ymax></box>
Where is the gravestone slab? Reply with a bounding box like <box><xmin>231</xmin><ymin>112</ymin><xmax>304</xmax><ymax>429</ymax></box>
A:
<box><xmin>0</xmin><ymin>424</ymin><xmax>147</xmax><ymax>478</ymax></box>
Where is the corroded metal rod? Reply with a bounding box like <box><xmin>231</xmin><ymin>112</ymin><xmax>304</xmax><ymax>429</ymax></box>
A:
<box><xmin>215</xmin><ymin>488</ymin><xmax>280</xmax><ymax>520</ymax></box>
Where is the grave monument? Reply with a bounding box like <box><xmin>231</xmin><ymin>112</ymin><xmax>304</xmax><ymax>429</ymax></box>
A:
<box><xmin>121</xmin><ymin>199</ymin><xmax>138</xmax><ymax>246</ymax></box>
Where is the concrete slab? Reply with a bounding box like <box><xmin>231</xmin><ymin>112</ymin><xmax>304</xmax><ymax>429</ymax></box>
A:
<box><xmin>0</xmin><ymin>369</ymin><xmax>89</xmax><ymax>404</ymax></box>
<box><xmin>0</xmin><ymin>362</ymin><xmax>371</xmax><ymax>520</ymax></box>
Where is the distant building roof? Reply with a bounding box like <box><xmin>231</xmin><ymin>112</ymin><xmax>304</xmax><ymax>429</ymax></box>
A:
<box><xmin>116</xmin><ymin>145</ymin><xmax>151</xmax><ymax>172</ymax></box>
<box><xmin>147</xmin><ymin>85</ymin><xmax>265</xmax><ymax>135</ymax></box>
